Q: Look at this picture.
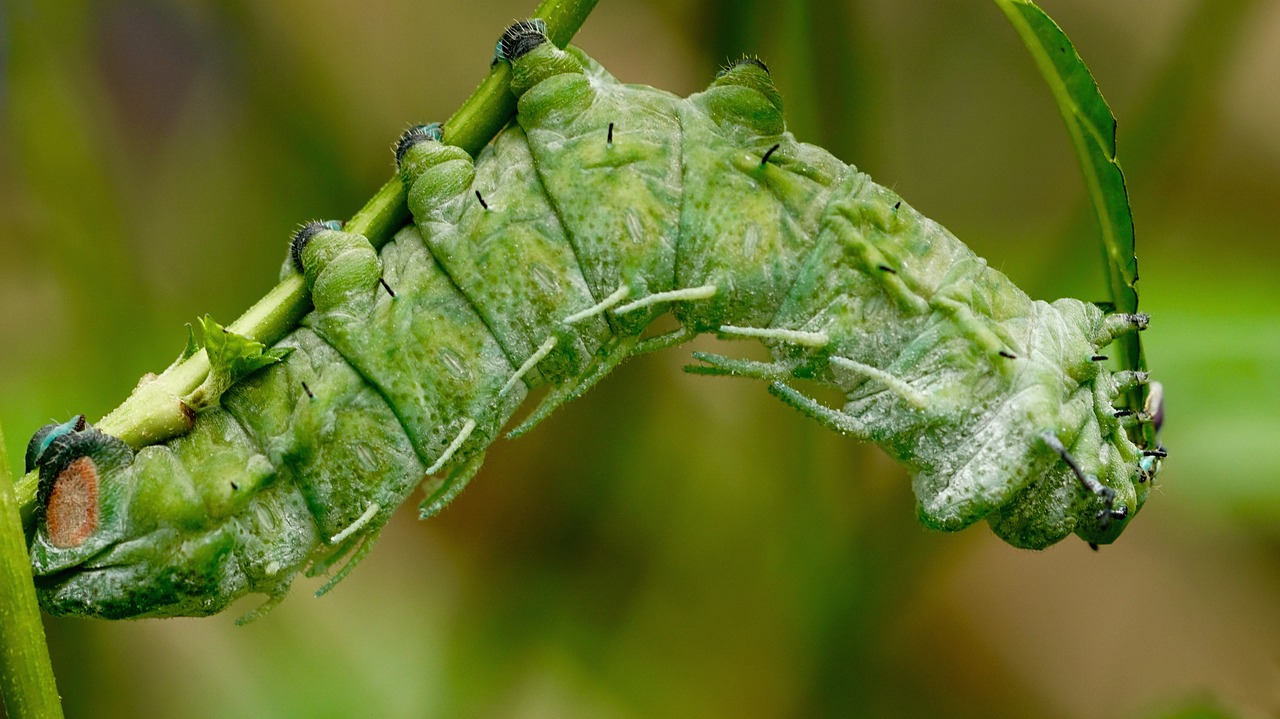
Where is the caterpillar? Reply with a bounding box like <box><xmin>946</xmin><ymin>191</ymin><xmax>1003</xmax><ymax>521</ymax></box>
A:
<box><xmin>23</xmin><ymin>19</ymin><xmax>1163</xmax><ymax>620</ymax></box>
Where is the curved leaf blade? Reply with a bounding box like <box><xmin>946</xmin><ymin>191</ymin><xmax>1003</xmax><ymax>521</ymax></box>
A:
<box><xmin>995</xmin><ymin>0</ymin><xmax>1153</xmax><ymax>445</ymax></box>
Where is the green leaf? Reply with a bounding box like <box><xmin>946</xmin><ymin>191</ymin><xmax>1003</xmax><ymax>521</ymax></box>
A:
<box><xmin>183</xmin><ymin>316</ymin><xmax>292</xmax><ymax>412</ymax></box>
<box><xmin>159</xmin><ymin>323</ymin><xmax>202</xmax><ymax>376</ymax></box>
<box><xmin>994</xmin><ymin>0</ymin><xmax>1153</xmax><ymax>446</ymax></box>
<box><xmin>180</xmin><ymin>323</ymin><xmax>201</xmax><ymax>362</ymax></box>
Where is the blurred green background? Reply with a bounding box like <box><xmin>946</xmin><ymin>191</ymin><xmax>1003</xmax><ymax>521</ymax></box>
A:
<box><xmin>2</xmin><ymin>0</ymin><xmax>1278</xmax><ymax>717</ymax></box>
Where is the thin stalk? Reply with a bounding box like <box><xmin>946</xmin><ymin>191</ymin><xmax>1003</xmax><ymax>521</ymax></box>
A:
<box><xmin>14</xmin><ymin>0</ymin><xmax>600</xmax><ymax>528</ymax></box>
<box><xmin>0</xmin><ymin>419</ymin><xmax>64</xmax><ymax>718</ymax></box>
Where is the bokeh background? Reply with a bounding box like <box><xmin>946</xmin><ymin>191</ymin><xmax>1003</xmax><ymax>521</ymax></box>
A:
<box><xmin>2</xmin><ymin>0</ymin><xmax>1278</xmax><ymax>716</ymax></box>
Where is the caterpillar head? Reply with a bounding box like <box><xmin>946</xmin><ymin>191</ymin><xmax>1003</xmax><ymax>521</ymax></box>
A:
<box><xmin>983</xmin><ymin>374</ymin><xmax>1165</xmax><ymax>549</ymax></box>
<box><xmin>1076</xmin><ymin>376</ymin><xmax>1166</xmax><ymax>546</ymax></box>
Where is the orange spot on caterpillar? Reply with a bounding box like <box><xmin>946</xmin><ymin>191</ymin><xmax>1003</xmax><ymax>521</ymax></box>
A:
<box><xmin>46</xmin><ymin>456</ymin><xmax>100</xmax><ymax>548</ymax></box>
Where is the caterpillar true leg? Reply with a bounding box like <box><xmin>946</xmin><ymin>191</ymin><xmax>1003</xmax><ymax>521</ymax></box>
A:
<box><xmin>1111</xmin><ymin>371</ymin><xmax>1149</xmax><ymax>393</ymax></box>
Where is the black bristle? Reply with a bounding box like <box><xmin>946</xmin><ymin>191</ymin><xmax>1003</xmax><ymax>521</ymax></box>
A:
<box><xmin>395</xmin><ymin>123</ymin><xmax>442</xmax><ymax>166</ymax></box>
<box><xmin>499</xmin><ymin>19</ymin><xmax>548</xmax><ymax>62</ymax></box>
<box><xmin>291</xmin><ymin>221</ymin><xmax>328</xmax><ymax>273</ymax></box>
<box><xmin>718</xmin><ymin>56</ymin><xmax>770</xmax><ymax>78</ymax></box>
<box><xmin>379</xmin><ymin>277</ymin><xmax>397</xmax><ymax>298</ymax></box>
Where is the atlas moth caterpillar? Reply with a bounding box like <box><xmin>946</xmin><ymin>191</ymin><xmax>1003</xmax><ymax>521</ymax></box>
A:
<box><xmin>24</xmin><ymin>19</ymin><xmax>1163</xmax><ymax>620</ymax></box>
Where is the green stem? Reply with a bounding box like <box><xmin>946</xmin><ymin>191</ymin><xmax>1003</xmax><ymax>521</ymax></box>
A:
<box><xmin>0</xmin><ymin>419</ymin><xmax>64</xmax><ymax>718</ymax></box>
<box><xmin>14</xmin><ymin>0</ymin><xmax>600</xmax><ymax>528</ymax></box>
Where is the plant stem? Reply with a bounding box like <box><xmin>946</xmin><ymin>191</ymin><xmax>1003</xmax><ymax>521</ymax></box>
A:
<box><xmin>0</xmin><ymin>419</ymin><xmax>64</xmax><ymax>718</ymax></box>
<box><xmin>13</xmin><ymin>0</ymin><xmax>600</xmax><ymax>528</ymax></box>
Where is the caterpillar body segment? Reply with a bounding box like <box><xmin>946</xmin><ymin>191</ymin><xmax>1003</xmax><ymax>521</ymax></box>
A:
<box><xmin>674</xmin><ymin>59</ymin><xmax>853</xmax><ymax>333</ymax></box>
<box><xmin>511</xmin><ymin>40</ymin><xmax>686</xmax><ymax>336</ymax></box>
<box><xmin>301</xmin><ymin>225</ymin><xmax>526</xmax><ymax>511</ymax></box>
<box><xmin>402</xmin><ymin>125</ymin><xmax>608</xmax><ymax>390</ymax></box>
<box><xmin>25</xmin><ymin>22</ymin><xmax>1160</xmax><ymax>619</ymax></box>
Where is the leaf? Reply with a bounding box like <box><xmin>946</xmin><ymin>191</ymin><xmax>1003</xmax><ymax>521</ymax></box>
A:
<box><xmin>180</xmin><ymin>323</ymin><xmax>201</xmax><ymax>362</ymax></box>
<box><xmin>183</xmin><ymin>316</ymin><xmax>292</xmax><ymax>412</ymax></box>
<box><xmin>159</xmin><ymin>323</ymin><xmax>202</xmax><ymax>376</ymax></box>
<box><xmin>994</xmin><ymin>0</ymin><xmax>1153</xmax><ymax>444</ymax></box>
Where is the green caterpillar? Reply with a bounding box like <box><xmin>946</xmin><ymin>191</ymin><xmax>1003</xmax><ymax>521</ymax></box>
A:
<box><xmin>24</xmin><ymin>20</ymin><xmax>1163</xmax><ymax>620</ymax></box>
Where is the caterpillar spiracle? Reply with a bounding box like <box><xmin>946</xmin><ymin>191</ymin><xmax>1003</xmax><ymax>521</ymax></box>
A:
<box><xmin>24</xmin><ymin>20</ymin><xmax>1163</xmax><ymax>620</ymax></box>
